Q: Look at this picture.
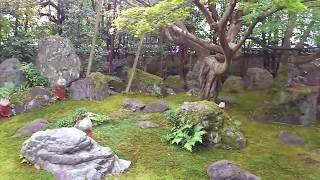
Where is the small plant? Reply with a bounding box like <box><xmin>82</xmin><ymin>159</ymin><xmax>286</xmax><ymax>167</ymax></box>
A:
<box><xmin>234</xmin><ymin>120</ymin><xmax>241</xmax><ymax>130</ymax></box>
<box><xmin>19</xmin><ymin>154</ymin><xmax>31</xmax><ymax>165</ymax></box>
<box><xmin>73</xmin><ymin>108</ymin><xmax>89</xmax><ymax>119</ymax></box>
<box><xmin>0</xmin><ymin>87</ymin><xmax>12</xmax><ymax>99</ymax></box>
<box><xmin>164</xmin><ymin>123</ymin><xmax>206</xmax><ymax>152</ymax></box>
<box><xmin>164</xmin><ymin>110</ymin><xmax>206</xmax><ymax>152</ymax></box>
<box><xmin>16</xmin><ymin>84</ymin><xmax>29</xmax><ymax>93</ymax></box>
<box><xmin>91</xmin><ymin>114</ymin><xmax>111</xmax><ymax>126</ymax></box>
<box><xmin>56</xmin><ymin>116</ymin><xmax>76</xmax><ymax>128</ymax></box>
<box><xmin>20</xmin><ymin>63</ymin><xmax>48</xmax><ymax>87</ymax></box>
<box><xmin>164</xmin><ymin>110</ymin><xmax>182</xmax><ymax>127</ymax></box>
<box><xmin>56</xmin><ymin>108</ymin><xmax>110</xmax><ymax>128</ymax></box>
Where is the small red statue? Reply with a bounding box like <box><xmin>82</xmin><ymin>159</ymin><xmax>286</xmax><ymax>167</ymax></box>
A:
<box><xmin>0</xmin><ymin>99</ymin><xmax>12</xmax><ymax>117</ymax></box>
<box><xmin>55</xmin><ymin>76</ymin><xmax>67</xmax><ymax>100</ymax></box>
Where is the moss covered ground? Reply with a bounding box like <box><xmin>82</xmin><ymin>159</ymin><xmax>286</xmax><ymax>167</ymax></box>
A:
<box><xmin>0</xmin><ymin>91</ymin><xmax>319</xmax><ymax>180</ymax></box>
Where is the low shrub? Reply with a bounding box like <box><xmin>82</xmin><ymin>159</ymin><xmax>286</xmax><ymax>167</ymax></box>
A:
<box><xmin>56</xmin><ymin>108</ymin><xmax>111</xmax><ymax>128</ymax></box>
<box><xmin>164</xmin><ymin>110</ymin><xmax>206</xmax><ymax>152</ymax></box>
<box><xmin>20</xmin><ymin>63</ymin><xmax>48</xmax><ymax>87</ymax></box>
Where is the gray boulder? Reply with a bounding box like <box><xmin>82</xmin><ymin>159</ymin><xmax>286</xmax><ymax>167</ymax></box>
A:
<box><xmin>185</xmin><ymin>61</ymin><xmax>201</xmax><ymax>91</ymax></box>
<box><xmin>36</xmin><ymin>36</ymin><xmax>81</xmax><ymax>86</ymax></box>
<box><xmin>145</xmin><ymin>100</ymin><xmax>169</xmax><ymax>113</ymax></box>
<box><xmin>0</xmin><ymin>58</ymin><xmax>27</xmax><ymax>90</ymax></box>
<box><xmin>14</xmin><ymin>119</ymin><xmax>48</xmax><ymax>137</ymax></box>
<box><xmin>279</xmin><ymin>131</ymin><xmax>306</xmax><ymax>145</ymax></box>
<box><xmin>122</xmin><ymin>98</ymin><xmax>145</xmax><ymax>112</ymax></box>
<box><xmin>244</xmin><ymin>68</ymin><xmax>273</xmax><ymax>90</ymax></box>
<box><xmin>21</xmin><ymin>128</ymin><xmax>131</xmax><ymax>180</ymax></box>
<box><xmin>69</xmin><ymin>72</ymin><xmax>109</xmax><ymax>100</ymax></box>
<box><xmin>138</xmin><ymin>121</ymin><xmax>159</xmax><ymax>129</ymax></box>
<box><xmin>222</xmin><ymin>75</ymin><xmax>244</xmax><ymax>93</ymax></box>
<box><xmin>208</xmin><ymin>160</ymin><xmax>260</xmax><ymax>180</ymax></box>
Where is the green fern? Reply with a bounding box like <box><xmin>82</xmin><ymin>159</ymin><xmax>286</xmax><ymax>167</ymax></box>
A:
<box><xmin>165</xmin><ymin>122</ymin><xmax>206</xmax><ymax>152</ymax></box>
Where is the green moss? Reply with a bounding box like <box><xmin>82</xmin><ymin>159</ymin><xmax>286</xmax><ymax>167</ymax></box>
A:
<box><xmin>287</xmin><ymin>86</ymin><xmax>318</xmax><ymax>95</ymax></box>
<box><xmin>103</xmin><ymin>75</ymin><xmax>122</xmax><ymax>83</ymax></box>
<box><xmin>0</xmin><ymin>92</ymin><xmax>319</xmax><ymax>180</ymax></box>
<box><xmin>10</xmin><ymin>89</ymin><xmax>32</xmax><ymax>106</ymax></box>
<box><xmin>128</xmin><ymin>68</ymin><xmax>163</xmax><ymax>87</ymax></box>
<box><xmin>89</xmin><ymin>72</ymin><xmax>109</xmax><ymax>91</ymax></box>
<box><xmin>128</xmin><ymin>68</ymin><xmax>164</xmax><ymax>96</ymax></box>
<box><xmin>164</xmin><ymin>75</ymin><xmax>185</xmax><ymax>92</ymax></box>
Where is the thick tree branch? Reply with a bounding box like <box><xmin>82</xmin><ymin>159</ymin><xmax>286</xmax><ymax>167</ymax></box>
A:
<box><xmin>208</xmin><ymin>3</ymin><xmax>220</xmax><ymax>21</ymax></box>
<box><xmin>248</xmin><ymin>37</ymin><xmax>312</xmax><ymax>51</ymax></box>
<box><xmin>134</xmin><ymin>0</ymin><xmax>150</xmax><ymax>6</ymax></box>
<box><xmin>193</xmin><ymin>0</ymin><xmax>216</xmax><ymax>27</ymax></box>
<box><xmin>218</xmin><ymin>0</ymin><xmax>237</xmax><ymax>29</ymax></box>
<box><xmin>170</xmin><ymin>24</ymin><xmax>222</xmax><ymax>53</ymax></box>
<box><xmin>295</xmin><ymin>19</ymin><xmax>315</xmax><ymax>48</ymax></box>
<box><xmin>233</xmin><ymin>7</ymin><xmax>283</xmax><ymax>54</ymax></box>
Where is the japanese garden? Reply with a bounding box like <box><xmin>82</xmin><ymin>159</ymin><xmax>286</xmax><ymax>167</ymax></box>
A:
<box><xmin>0</xmin><ymin>0</ymin><xmax>319</xmax><ymax>179</ymax></box>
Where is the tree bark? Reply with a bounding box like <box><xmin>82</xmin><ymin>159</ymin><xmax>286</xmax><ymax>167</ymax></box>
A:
<box><xmin>86</xmin><ymin>0</ymin><xmax>103</xmax><ymax>76</ymax></box>
<box><xmin>125</xmin><ymin>34</ymin><xmax>145</xmax><ymax>93</ymax></box>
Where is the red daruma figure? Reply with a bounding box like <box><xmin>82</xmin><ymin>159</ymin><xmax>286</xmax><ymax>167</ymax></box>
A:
<box><xmin>55</xmin><ymin>77</ymin><xmax>67</xmax><ymax>100</ymax></box>
<box><xmin>0</xmin><ymin>98</ymin><xmax>12</xmax><ymax>117</ymax></box>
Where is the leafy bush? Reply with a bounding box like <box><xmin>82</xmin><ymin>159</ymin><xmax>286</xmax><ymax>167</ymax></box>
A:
<box><xmin>91</xmin><ymin>114</ymin><xmax>111</xmax><ymax>126</ymax></box>
<box><xmin>16</xmin><ymin>84</ymin><xmax>30</xmax><ymax>93</ymax></box>
<box><xmin>74</xmin><ymin>108</ymin><xmax>89</xmax><ymax>120</ymax></box>
<box><xmin>0</xmin><ymin>88</ymin><xmax>12</xmax><ymax>99</ymax></box>
<box><xmin>164</xmin><ymin>110</ymin><xmax>206</xmax><ymax>152</ymax></box>
<box><xmin>56</xmin><ymin>116</ymin><xmax>76</xmax><ymax>128</ymax></box>
<box><xmin>164</xmin><ymin>123</ymin><xmax>206</xmax><ymax>152</ymax></box>
<box><xmin>20</xmin><ymin>63</ymin><xmax>48</xmax><ymax>87</ymax></box>
<box><xmin>56</xmin><ymin>108</ymin><xmax>110</xmax><ymax>128</ymax></box>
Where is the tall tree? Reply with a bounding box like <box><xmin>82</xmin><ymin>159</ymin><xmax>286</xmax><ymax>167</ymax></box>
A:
<box><xmin>115</xmin><ymin>0</ymin><xmax>310</xmax><ymax>101</ymax></box>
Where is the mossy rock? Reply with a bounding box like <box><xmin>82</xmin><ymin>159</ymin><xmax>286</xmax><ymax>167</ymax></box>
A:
<box><xmin>255</xmin><ymin>87</ymin><xmax>318</xmax><ymax>125</ymax></box>
<box><xmin>128</xmin><ymin>68</ymin><xmax>165</xmax><ymax>96</ymax></box>
<box><xmin>99</xmin><ymin>74</ymin><xmax>125</xmax><ymax>93</ymax></box>
<box><xmin>168</xmin><ymin>101</ymin><xmax>246</xmax><ymax>150</ymax></box>
<box><xmin>222</xmin><ymin>76</ymin><xmax>244</xmax><ymax>93</ymax></box>
<box><xmin>89</xmin><ymin>72</ymin><xmax>110</xmax><ymax>91</ymax></box>
<box><xmin>10</xmin><ymin>90</ymin><xmax>32</xmax><ymax>107</ymax></box>
<box><xmin>10</xmin><ymin>87</ymin><xmax>51</xmax><ymax>114</ymax></box>
<box><xmin>164</xmin><ymin>75</ymin><xmax>185</xmax><ymax>92</ymax></box>
<box><xmin>70</xmin><ymin>72</ymin><xmax>109</xmax><ymax>100</ymax></box>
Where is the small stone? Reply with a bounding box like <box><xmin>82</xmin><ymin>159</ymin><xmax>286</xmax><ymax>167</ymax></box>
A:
<box><xmin>138</xmin><ymin>121</ymin><xmax>159</xmax><ymax>129</ymax></box>
<box><xmin>279</xmin><ymin>131</ymin><xmax>306</xmax><ymax>145</ymax></box>
<box><xmin>145</xmin><ymin>100</ymin><xmax>169</xmax><ymax>113</ymax></box>
<box><xmin>122</xmin><ymin>98</ymin><xmax>145</xmax><ymax>112</ymax></box>
<box><xmin>166</xmin><ymin>88</ymin><xmax>176</xmax><ymax>95</ymax></box>
<box><xmin>207</xmin><ymin>160</ymin><xmax>260</xmax><ymax>180</ymax></box>
<box><xmin>14</xmin><ymin>119</ymin><xmax>49</xmax><ymax>137</ymax></box>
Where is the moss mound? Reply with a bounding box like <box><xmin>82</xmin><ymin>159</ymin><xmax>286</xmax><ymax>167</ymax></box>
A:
<box><xmin>167</xmin><ymin>101</ymin><xmax>246</xmax><ymax>150</ymax></box>
<box><xmin>164</xmin><ymin>75</ymin><xmax>185</xmax><ymax>92</ymax></box>
<box><xmin>128</xmin><ymin>68</ymin><xmax>165</xmax><ymax>96</ymax></box>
